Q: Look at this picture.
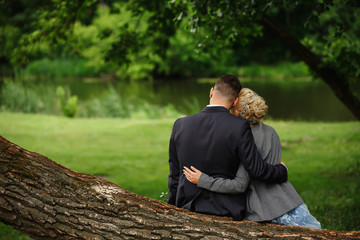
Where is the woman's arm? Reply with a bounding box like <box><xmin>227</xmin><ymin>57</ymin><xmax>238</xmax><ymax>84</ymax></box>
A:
<box><xmin>183</xmin><ymin>164</ymin><xmax>250</xmax><ymax>194</ymax></box>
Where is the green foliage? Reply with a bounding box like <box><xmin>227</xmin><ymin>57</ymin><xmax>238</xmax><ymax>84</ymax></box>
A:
<box><xmin>0</xmin><ymin>222</ymin><xmax>31</xmax><ymax>240</ymax></box>
<box><xmin>72</xmin><ymin>3</ymin><xmax>156</xmax><ymax>80</ymax></box>
<box><xmin>2</xmin><ymin>0</ymin><xmax>359</xmax><ymax>83</ymax></box>
<box><xmin>182</xmin><ymin>0</ymin><xmax>263</xmax><ymax>44</ymax></box>
<box><xmin>56</xmin><ymin>86</ymin><xmax>66</xmax><ymax>109</ymax></box>
<box><xmin>0</xmin><ymin>25</ymin><xmax>22</xmax><ymax>64</ymax></box>
<box><xmin>156</xmin><ymin>21</ymin><xmax>238</xmax><ymax>77</ymax></box>
<box><xmin>16</xmin><ymin>57</ymin><xmax>98</xmax><ymax>78</ymax></box>
<box><xmin>55</xmin><ymin>86</ymin><xmax>79</xmax><ymax>118</ymax></box>
<box><xmin>238</xmin><ymin>62</ymin><xmax>311</xmax><ymax>79</ymax></box>
<box><xmin>4</xmin><ymin>0</ymin><xmax>358</xmax><ymax>83</ymax></box>
<box><xmin>80</xmin><ymin>85</ymin><xmax>181</xmax><ymax>119</ymax></box>
<box><xmin>183</xmin><ymin>96</ymin><xmax>201</xmax><ymax>116</ymax></box>
<box><xmin>0</xmin><ymin>80</ymin><xmax>80</xmax><ymax>118</ymax></box>
<box><xmin>81</xmin><ymin>85</ymin><xmax>130</xmax><ymax>118</ymax></box>
<box><xmin>3</xmin><ymin>0</ymin><xmax>294</xmax><ymax>79</ymax></box>
<box><xmin>0</xmin><ymin>80</ymin><xmax>181</xmax><ymax>119</ymax></box>
<box><xmin>8</xmin><ymin>0</ymin><xmax>97</xmax><ymax>66</ymax></box>
<box><xmin>63</xmin><ymin>96</ymin><xmax>79</xmax><ymax>118</ymax></box>
<box><xmin>1</xmin><ymin>0</ymin><xmax>359</xmax><ymax>120</ymax></box>
<box><xmin>302</xmin><ymin>0</ymin><xmax>360</xmax><ymax>88</ymax></box>
<box><xmin>0</xmin><ymin>79</ymin><xmax>56</xmax><ymax>114</ymax></box>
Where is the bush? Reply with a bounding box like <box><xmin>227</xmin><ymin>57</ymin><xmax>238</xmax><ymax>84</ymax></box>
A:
<box><xmin>56</xmin><ymin>86</ymin><xmax>79</xmax><ymax>118</ymax></box>
<box><xmin>80</xmin><ymin>85</ymin><xmax>182</xmax><ymax>119</ymax></box>
<box><xmin>80</xmin><ymin>85</ymin><xmax>131</xmax><ymax>118</ymax></box>
<box><xmin>63</xmin><ymin>96</ymin><xmax>79</xmax><ymax>118</ymax></box>
<box><xmin>0</xmin><ymin>79</ymin><xmax>182</xmax><ymax>119</ymax></box>
<box><xmin>238</xmin><ymin>62</ymin><xmax>311</xmax><ymax>79</ymax></box>
<box><xmin>0</xmin><ymin>79</ymin><xmax>56</xmax><ymax>114</ymax></box>
<box><xmin>16</xmin><ymin>57</ymin><xmax>99</xmax><ymax>79</ymax></box>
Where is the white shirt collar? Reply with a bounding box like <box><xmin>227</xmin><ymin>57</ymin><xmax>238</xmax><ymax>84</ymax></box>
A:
<box><xmin>206</xmin><ymin>104</ymin><xmax>227</xmax><ymax>108</ymax></box>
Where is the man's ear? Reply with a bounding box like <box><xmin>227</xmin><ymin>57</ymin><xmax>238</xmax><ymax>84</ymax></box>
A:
<box><xmin>209</xmin><ymin>87</ymin><xmax>214</xmax><ymax>98</ymax></box>
<box><xmin>232</xmin><ymin>97</ymin><xmax>239</xmax><ymax>107</ymax></box>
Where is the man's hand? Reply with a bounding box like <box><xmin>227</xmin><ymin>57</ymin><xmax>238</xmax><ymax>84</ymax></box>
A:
<box><xmin>183</xmin><ymin>166</ymin><xmax>202</xmax><ymax>184</ymax></box>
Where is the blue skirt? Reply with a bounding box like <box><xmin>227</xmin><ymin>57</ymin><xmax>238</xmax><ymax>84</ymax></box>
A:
<box><xmin>271</xmin><ymin>203</ymin><xmax>321</xmax><ymax>229</ymax></box>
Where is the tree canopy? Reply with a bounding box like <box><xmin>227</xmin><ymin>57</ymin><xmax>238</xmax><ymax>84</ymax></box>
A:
<box><xmin>1</xmin><ymin>0</ymin><xmax>359</xmax><ymax>119</ymax></box>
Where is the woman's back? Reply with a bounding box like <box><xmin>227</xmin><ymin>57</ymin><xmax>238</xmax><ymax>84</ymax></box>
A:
<box><xmin>246</xmin><ymin>123</ymin><xmax>303</xmax><ymax>221</ymax></box>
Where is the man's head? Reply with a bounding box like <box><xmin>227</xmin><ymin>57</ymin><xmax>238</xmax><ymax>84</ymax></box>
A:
<box><xmin>210</xmin><ymin>74</ymin><xmax>242</xmax><ymax>108</ymax></box>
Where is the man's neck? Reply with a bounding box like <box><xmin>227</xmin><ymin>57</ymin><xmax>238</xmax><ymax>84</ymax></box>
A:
<box><xmin>209</xmin><ymin>99</ymin><xmax>231</xmax><ymax>109</ymax></box>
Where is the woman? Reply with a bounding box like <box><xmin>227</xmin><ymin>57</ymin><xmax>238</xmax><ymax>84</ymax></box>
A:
<box><xmin>183</xmin><ymin>88</ymin><xmax>321</xmax><ymax>229</ymax></box>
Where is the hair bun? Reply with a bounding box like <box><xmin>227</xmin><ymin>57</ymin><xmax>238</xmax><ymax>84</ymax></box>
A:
<box><xmin>234</xmin><ymin>88</ymin><xmax>268</xmax><ymax>124</ymax></box>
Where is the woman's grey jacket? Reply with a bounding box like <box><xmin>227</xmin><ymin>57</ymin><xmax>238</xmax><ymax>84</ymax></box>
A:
<box><xmin>197</xmin><ymin>123</ymin><xmax>303</xmax><ymax>222</ymax></box>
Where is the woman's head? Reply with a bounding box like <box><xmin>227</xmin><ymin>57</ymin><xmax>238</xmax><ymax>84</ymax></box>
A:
<box><xmin>231</xmin><ymin>88</ymin><xmax>268</xmax><ymax>125</ymax></box>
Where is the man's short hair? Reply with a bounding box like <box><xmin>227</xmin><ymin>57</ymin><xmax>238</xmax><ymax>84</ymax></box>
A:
<box><xmin>214</xmin><ymin>74</ymin><xmax>242</xmax><ymax>102</ymax></box>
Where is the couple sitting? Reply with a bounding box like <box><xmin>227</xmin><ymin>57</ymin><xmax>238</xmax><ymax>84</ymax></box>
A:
<box><xmin>168</xmin><ymin>74</ymin><xmax>321</xmax><ymax>229</ymax></box>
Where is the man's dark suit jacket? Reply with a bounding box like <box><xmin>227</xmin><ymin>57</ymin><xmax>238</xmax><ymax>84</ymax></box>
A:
<box><xmin>168</xmin><ymin>106</ymin><xmax>288</xmax><ymax>220</ymax></box>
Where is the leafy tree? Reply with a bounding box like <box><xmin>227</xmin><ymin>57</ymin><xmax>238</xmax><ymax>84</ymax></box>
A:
<box><xmin>132</xmin><ymin>0</ymin><xmax>360</xmax><ymax>120</ymax></box>
<box><xmin>1</xmin><ymin>0</ymin><xmax>359</xmax><ymax>119</ymax></box>
<box><xmin>71</xmin><ymin>3</ymin><xmax>155</xmax><ymax>79</ymax></box>
<box><xmin>0</xmin><ymin>0</ymin><xmax>98</xmax><ymax>73</ymax></box>
<box><xmin>65</xmin><ymin>1</ymin><xmax>239</xmax><ymax>79</ymax></box>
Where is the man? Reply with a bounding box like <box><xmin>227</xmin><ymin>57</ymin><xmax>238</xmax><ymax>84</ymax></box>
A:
<box><xmin>168</xmin><ymin>74</ymin><xmax>288</xmax><ymax>220</ymax></box>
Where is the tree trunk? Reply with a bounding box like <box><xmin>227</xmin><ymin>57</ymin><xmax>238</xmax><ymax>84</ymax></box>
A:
<box><xmin>0</xmin><ymin>136</ymin><xmax>359</xmax><ymax>240</ymax></box>
<box><xmin>260</xmin><ymin>14</ymin><xmax>360</xmax><ymax>121</ymax></box>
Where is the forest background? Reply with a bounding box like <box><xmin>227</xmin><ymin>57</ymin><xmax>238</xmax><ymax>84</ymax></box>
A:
<box><xmin>0</xmin><ymin>0</ymin><xmax>359</xmax><ymax>239</ymax></box>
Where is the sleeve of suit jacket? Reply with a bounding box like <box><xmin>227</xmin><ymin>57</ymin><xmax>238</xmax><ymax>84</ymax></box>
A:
<box><xmin>239</xmin><ymin>121</ymin><xmax>287</xmax><ymax>183</ymax></box>
<box><xmin>197</xmin><ymin>163</ymin><xmax>250</xmax><ymax>193</ymax></box>
<box><xmin>167</xmin><ymin>119</ymin><xmax>180</xmax><ymax>205</ymax></box>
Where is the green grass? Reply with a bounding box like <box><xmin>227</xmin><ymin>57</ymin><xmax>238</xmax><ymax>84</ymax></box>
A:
<box><xmin>237</xmin><ymin>61</ymin><xmax>311</xmax><ymax>80</ymax></box>
<box><xmin>0</xmin><ymin>113</ymin><xmax>359</xmax><ymax>239</ymax></box>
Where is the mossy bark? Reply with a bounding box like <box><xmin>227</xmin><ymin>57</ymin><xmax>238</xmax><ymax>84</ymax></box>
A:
<box><xmin>0</xmin><ymin>135</ymin><xmax>359</xmax><ymax>239</ymax></box>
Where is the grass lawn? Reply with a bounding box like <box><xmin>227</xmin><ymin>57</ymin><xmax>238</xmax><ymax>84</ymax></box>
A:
<box><xmin>0</xmin><ymin>112</ymin><xmax>359</xmax><ymax>239</ymax></box>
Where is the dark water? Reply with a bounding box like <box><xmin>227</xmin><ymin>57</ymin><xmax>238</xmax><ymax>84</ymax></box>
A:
<box><xmin>51</xmin><ymin>77</ymin><xmax>356</xmax><ymax>121</ymax></box>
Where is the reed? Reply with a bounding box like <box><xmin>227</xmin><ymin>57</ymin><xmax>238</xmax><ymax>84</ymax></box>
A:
<box><xmin>0</xmin><ymin>80</ymin><xmax>182</xmax><ymax>119</ymax></box>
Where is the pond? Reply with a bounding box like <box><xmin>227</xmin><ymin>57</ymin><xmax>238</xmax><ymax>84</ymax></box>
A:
<box><xmin>52</xmin><ymin>77</ymin><xmax>355</xmax><ymax>122</ymax></box>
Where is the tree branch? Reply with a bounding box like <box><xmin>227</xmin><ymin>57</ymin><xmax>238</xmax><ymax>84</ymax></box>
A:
<box><xmin>260</xmin><ymin>14</ymin><xmax>360</xmax><ymax>121</ymax></box>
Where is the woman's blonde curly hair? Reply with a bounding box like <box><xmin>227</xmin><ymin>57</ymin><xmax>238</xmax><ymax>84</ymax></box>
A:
<box><xmin>230</xmin><ymin>88</ymin><xmax>268</xmax><ymax>124</ymax></box>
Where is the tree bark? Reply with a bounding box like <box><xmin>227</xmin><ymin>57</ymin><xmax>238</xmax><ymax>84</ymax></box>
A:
<box><xmin>260</xmin><ymin>14</ymin><xmax>360</xmax><ymax>121</ymax></box>
<box><xmin>0</xmin><ymin>135</ymin><xmax>359</xmax><ymax>240</ymax></box>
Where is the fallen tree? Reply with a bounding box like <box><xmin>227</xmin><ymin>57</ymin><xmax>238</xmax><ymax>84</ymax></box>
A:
<box><xmin>0</xmin><ymin>135</ymin><xmax>359</xmax><ymax>240</ymax></box>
